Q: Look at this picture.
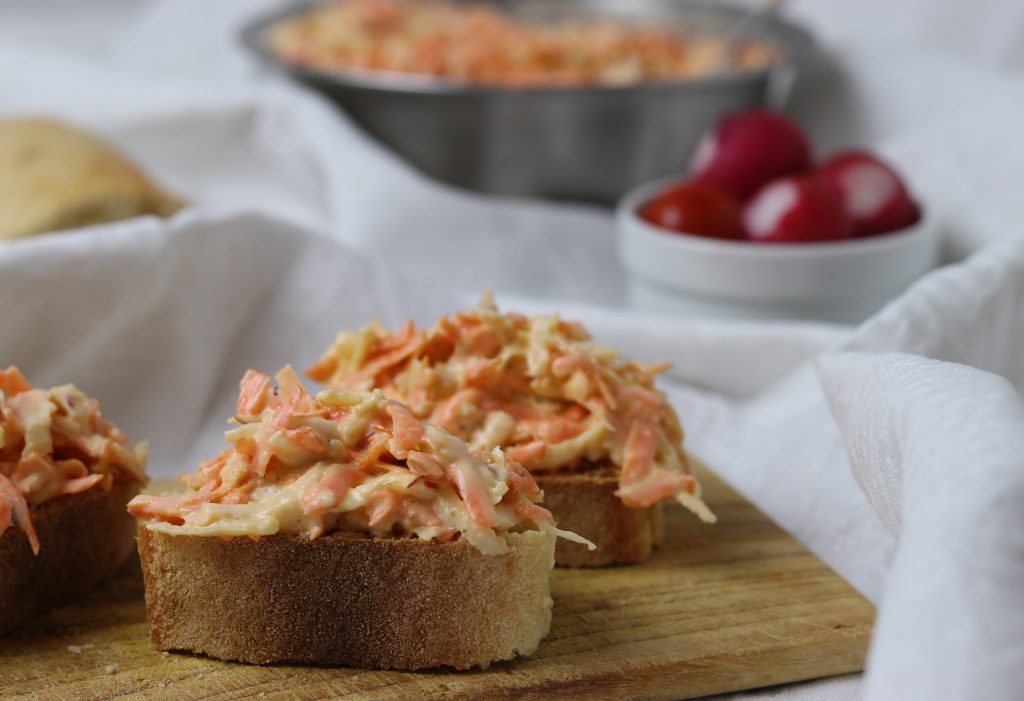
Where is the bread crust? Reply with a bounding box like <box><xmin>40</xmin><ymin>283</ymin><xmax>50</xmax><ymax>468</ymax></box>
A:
<box><xmin>0</xmin><ymin>479</ymin><xmax>139</xmax><ymax>634</ymax></box>
<box><xmin>137</xmin><ymin>526</ymin><xmax>555</xmax><ymax>670</ymax></box>
<box><xmin>537</xmin><ymin>466</ymin><xmax>664</xmax><ymax>567</ymax></box>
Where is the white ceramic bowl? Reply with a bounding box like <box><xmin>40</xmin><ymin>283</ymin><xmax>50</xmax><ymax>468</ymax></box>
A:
<box><xmin>617</xmin><ymin>176</ymin><xmax>940</xmax><ymax>324</ymax></box>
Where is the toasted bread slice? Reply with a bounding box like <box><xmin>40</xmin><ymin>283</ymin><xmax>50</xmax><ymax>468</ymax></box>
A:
<box><xmin>0</xmin><ymin>480</ymin><xmax>139</xmax><ymax>634</ymax></box>
<box><xmin>537</xmin><ymin>465</ymin><xmax>664</xmax><ymax>567</ymax></box>
<box><xmin>137</xmin><ymin>526</ymin><xmax>555</xmax><ymax>670</ymax></box>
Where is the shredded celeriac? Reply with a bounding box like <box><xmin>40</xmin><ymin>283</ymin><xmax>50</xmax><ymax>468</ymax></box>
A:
<box><xmin>0</xmin><ymin>366</ymin><xmax>148</xmax><ymax>554</ymax></box>
<box><xmin>308</xmin><ymin>295</ymin><xmax>715</xmax><ymax>523</ymax></box>
<box><xmin>128</xmin><ymin>366</ymin><xmax>593</xmax><ymax>555</ymax></box>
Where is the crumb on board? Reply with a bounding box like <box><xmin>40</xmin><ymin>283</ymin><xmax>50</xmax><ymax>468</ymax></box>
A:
<box><xmin>161</xmin><ymin>651</ymin><xmax>170</xmax><ymax>656</ymax></box>
<box><xmin>67</xmin><ymin>644</ymin><xmax>96</xmax><ymax>654</ymax></box>
<box><xmin>104</xmin><ymin>663</ymin><xmax>118</xmax><ymax>675</ymax></box>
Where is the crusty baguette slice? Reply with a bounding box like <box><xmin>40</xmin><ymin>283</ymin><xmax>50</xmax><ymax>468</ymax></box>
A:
<box><xmin>137</xmin><ymin>526</ymin><xmax>556</xmax><ymax>670</ymax></box>
<box><xmin>537</xmin><ymin>465</ymin><xmax>664</xmax><ymax>567</ymax></box>
<box><xmin>0</xmin><ymin>479</ymin><xmax>139</xmax><ymax>634</ymax></box>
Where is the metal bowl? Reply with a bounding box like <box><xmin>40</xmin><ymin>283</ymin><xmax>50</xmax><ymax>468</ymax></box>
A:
<box><xmin>242</xmin><ymin>0</ymin><xmax>816</xmax><ymax>203</ymax></box>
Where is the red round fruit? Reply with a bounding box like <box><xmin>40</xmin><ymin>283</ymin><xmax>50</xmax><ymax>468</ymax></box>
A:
<box><xmin>742</xmin><ymin>175</ymin><xmax>853</xmax><ymax>244</ymax></box>
<box><xmin>641</xmin><ymin>181</ymin><xmax>744</xmax><ymax>239</ymax></box>
<box><xmin>690</xmin><ymin>110</ymin><xmax>813</xmax><ymax>199</ymax></box>
<box><xmin>817</xmin><ymin>150</ymin><xmax>920</xmax><ymax>236</ymax></box>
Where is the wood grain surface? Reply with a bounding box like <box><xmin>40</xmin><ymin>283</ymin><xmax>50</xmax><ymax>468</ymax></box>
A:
<box><xmin>0</xmin><ymin>465</ymin><xmax>874</xmax><ymax>700</ymax></box>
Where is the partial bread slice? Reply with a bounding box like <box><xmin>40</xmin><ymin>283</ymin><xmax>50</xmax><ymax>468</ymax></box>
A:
<box><xmin>137</xmin><ymin>526</ymin><xmax>556</xmax><ymax>670</ymax></box>
<box><xmin>0</xmin><ymin>479</ymin><xmax>139</xmax><ymax>634</ymax></box>
<box><xmin>0</xmin><ymin>118</ymin><xmax>184</xmax><ymax>241</ymax></box>
<box><xmin>537</xmin><ymin>465</ymin><xmax>664</xmax><ymax>567</ymax></box>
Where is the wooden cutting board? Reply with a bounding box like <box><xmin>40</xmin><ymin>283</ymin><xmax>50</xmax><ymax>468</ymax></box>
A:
<box><xmin>0</xmin><ymin>465</ymin><xmax>874</xmax><ymax>700</ymax></box>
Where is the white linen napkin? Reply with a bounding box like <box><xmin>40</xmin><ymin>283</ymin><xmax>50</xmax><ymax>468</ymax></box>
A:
<box><xmin>819</xmin><ymin>352</ymin><xmax>1024</xmax><ymax>700</ymax></box>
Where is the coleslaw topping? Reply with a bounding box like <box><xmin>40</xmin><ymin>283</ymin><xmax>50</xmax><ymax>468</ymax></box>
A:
<box><xmin>128</xmin><ymin>366</ymin><xmax>592</xmax><ymax>555</ymax></box>
<box><xmin>307</xmin><ymin>296</ymin><xmax>715</xmax><ymax>522</ymax></box>
<box><xmin>0</xmin><ymin>366</ymin><xmax>148</xmax><ymax>554</ymax></box>
<box><xmin>269</xmin><ymin>0</ymin><xmax>779</xmax><ymax>88</ymax></box>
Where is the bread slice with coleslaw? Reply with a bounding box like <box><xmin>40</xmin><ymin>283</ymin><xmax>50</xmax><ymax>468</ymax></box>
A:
<box><xmin>130</xmin><ymin>366</ymin><xmax>591</xmax><ymax>669</ymax></box>
<box><xmin>0</xmin><ymin>367</ymin><xmax>148</xmax><ymax>634</ymax></box>
<box><xmin>307</xmin><ymin>295</ymin><xmax>716</xmax><ymax>567</ymax></box>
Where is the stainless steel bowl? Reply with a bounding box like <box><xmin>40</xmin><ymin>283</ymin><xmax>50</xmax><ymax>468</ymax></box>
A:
<box><xmin>242</xmin><ymin>0</ymin><xmax>816</xmax><ymax>202</ymax></box>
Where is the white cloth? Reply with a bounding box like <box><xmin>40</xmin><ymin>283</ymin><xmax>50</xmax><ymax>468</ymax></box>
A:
<box><xmin>820</xmin><ymin>353</ymin><xmax>1024</xmax><ymax>700</ymax></box>
<box><xmin>3</xmin><ymin>1</ymin><xmax>1024</xmax><ymax>699</ymax></box>
<box><xmin>789</xmin><ymin>0</ymin><xmax>1024</xmax><ymax>74</ymax></box>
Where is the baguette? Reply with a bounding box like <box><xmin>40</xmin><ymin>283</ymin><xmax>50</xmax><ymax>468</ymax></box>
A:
<box><xmin>0</xmin><ymin>480</ymin><xmax>139</xmax><ymax>634</ymax></box>
<box><xmin>138</xmin><ymin>526</ymin><xmax>555</xmax><ymax>669</ymax></box>
<box><xmin>537</xmin><ymin>465</ymin><xmax>664</xmax><ymax>567</ymax></box>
